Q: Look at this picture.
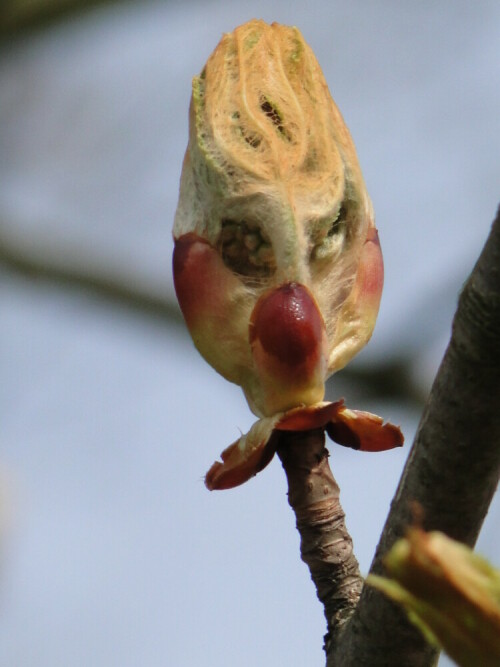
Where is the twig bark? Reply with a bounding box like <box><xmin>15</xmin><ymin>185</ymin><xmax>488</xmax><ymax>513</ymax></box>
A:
<box><xmin>329</xmin><ymin>205</ymin><xmax>500</xmax><ymax>666</ymax></box>
<box><xmin>276</xmin><ymin>429</ymin><xmax>363</xmax><ymax>653</ymax></box>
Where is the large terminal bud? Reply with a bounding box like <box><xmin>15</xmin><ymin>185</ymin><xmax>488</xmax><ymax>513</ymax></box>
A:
<box><xmin>173</xmin><ymin>20</ymin><xmax>383</xmax><ymax>419</ymax></box>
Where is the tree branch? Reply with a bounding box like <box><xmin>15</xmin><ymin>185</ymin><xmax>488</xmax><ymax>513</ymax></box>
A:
<box><xmin>276</xmin><ymin>429</ymin><xmax>363</xmax><ymax>653</ymax></box>
<box><xmin>330</xmin><ymin>205</ymin><xmax>500</xmax><ymax>666</ymax></box>
<box><xmin>275</xmin><ymin>206</ymin><xmax>500</xmax><ymax>666</ymax></box>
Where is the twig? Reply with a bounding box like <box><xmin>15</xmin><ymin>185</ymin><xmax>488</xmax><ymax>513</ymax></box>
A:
<box><xmin>276</xmin><ymin>429</ymin><xmax>363</xmax><ymax>653</ymax></box>
<box><xmin>330</xmin><ymin>205</ymin><xmax>500</xmax><ymax>666</ymax></box>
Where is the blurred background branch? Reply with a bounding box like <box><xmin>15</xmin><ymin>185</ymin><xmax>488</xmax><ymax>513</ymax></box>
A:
<box><xmin>0</xmin><ymin>0</ymin><xmax>126</xmax><ymax>37</ymax></box>
<box><xmin>0</xmin><ymin>223</ymin><xmax>184</xmax><ymax>326</ymax></box>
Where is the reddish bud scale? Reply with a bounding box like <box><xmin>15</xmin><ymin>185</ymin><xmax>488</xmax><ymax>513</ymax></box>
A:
<box><xmin>358</xmin><ymin>227</ymin><xmax>384</xmax><ymax>300</ymax></box>
<box><xmin>325</xmin><ymin>412</ymin><xmax>403</xmax><ymax>452</ymax></box>
<box><xmin>205</xmin><ymin>400</ymin><xmax>404</xmax><ymax>490</ymax></box>
<box><xmin>277</xmin><ymin>402</ymin><xmax>404</xmax><ymax>453</ymax></box>
<box><xmin>172</xmin><ymin>232</ymin><xmax>255</xmax><ymax>386</ymax></box>
<box><xmin>249</xmin><ymin>282</ymin><xmax>326</xmax><ymax>380</ymax></box>
<box><xmin>172</xmin><ymin>233</ymin><xmax>218</xmax><ymax>328</ymax></box>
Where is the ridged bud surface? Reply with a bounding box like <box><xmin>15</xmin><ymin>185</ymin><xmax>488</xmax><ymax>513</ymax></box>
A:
<box><xmin>173</xmin><ymin>20</ymin><xmax>384</xmax><ymax>418</ymax></box>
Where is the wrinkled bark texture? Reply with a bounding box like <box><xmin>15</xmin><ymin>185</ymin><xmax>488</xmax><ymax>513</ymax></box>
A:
<box><xmin>276</xmin><ymin>430</ymin><xmax>363</xmax><ymax>652</ymax></box>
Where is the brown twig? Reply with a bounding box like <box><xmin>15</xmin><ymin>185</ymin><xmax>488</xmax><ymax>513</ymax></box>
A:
<box><xmin>329</xmin><ymin>205</ymin><xmax>500</xmax><ymax>666</ymax></box>
<box><xmin>276</xmin><ymin>429</ymin><xmax>363</xmax><ymax>653</ymax></box>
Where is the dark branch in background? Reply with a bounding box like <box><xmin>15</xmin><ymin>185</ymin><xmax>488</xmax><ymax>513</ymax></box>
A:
<box><xmin>276</xmin><ymin>430</ymin><xmax>363</xmax><ymax>652</ymax></box>
<box><xmin>0</xmin><ymin>230</ymin><xmax>184</xmax><ymax>327</ymax></box>
<box><xmin>0</xmin><ymin>0</ymin><xmax>130</xmax><ymax>39</ymax></box>
<box><xmin>330</xmin><ymin>205</ymin><xmax>500</xmax><ymax>666</ymax></box>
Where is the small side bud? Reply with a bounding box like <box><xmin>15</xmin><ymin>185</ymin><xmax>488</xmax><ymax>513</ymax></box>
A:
<box><xmin>368</xmin><ymin>528</ymin><xmax>500</xmax><ymax>667</ymax></box>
